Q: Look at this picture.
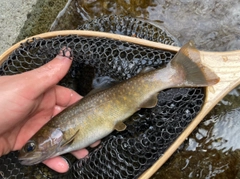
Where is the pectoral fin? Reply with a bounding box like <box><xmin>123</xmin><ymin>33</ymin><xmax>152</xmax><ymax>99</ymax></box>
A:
<box><xmin>61</xmin><ymin>129</ymin><xmax>80</xmax><ymax>147</ymax></box>
<box><xmin>140</xmin><ymin>93</ymin><xmax>158</xmax><ymax>108</ymax></box>
<box><xmin>114</xmin><ymin>121</ymin><xmax>127</xmax><ymax>131</ymax></box>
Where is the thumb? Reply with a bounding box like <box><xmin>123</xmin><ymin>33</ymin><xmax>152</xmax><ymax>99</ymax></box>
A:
<box><xmin>18</xmin><ymin>48</ymin><xmax>73</xmax><ymax>99</ymax></box>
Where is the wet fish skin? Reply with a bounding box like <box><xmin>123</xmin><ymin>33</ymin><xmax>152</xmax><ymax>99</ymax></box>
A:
<box><xmin>18</xmin><ymin>42</ymin><xmax>219</xmax><ymax>165</ymax></box>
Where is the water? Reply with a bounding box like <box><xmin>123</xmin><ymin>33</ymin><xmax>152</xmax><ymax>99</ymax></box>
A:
<box><xmin>16</xmin><ymin>0</ymin><xmax>240</xmax><ymax>178</ymax></box>
<box><xmin>50</xmin><ymin>0</ymin><xmax>240</xmax><ymax>51</ymax></box>
<box><xmin>152</xmin><ymin>87</ymin><xmax>240</xmax><ymax>178</ymax></box>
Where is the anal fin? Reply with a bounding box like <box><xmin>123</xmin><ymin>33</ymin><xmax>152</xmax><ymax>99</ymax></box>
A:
<box><xmin>140</xmin><ymin>93</ymin><xmax>158</xmax><ymax>108</ymax></box>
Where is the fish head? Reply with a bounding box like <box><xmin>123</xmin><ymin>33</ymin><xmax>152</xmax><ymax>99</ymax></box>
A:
<box><xmin>18</xmin><ymin>127</ymin><xmax>64</xmax><ymax>165</ymax></box>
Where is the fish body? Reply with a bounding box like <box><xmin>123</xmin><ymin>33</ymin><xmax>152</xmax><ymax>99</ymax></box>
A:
<box><xmin>19</xmin><ymin>42</ymin><xmax>219</xmax><ymax>165</ymax></box>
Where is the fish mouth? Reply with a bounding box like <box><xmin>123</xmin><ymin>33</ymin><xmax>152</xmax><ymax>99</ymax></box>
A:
<box><xmin>19</xmin><ymin>157</ymin><xmax>42</xmax><ymax>165</ymax></box>
<box><xmin>18</xmin><ymin>151</ymin><xmax>52</xmax><ymax>165</ymax></box>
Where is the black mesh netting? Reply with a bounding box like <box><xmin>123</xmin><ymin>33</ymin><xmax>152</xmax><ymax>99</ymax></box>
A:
<box><xmin>77</xmin><ymin>15</ymin><xmax>180</xmax><ymax>46</ymax></box>
<box><xmin>0</xmin><ymin>16</ymin><xmax>204</xmax><ymax>179</ymax></box>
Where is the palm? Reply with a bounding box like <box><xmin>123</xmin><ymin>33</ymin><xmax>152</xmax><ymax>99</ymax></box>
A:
<box><xmin>0</xmin><ymin>78</ymin><xmax>81</xmax><ymax>156</ymax></box>
<box><xmin>12</xmin><ymin>86</ymin><xmax>62</xmax><ymax>150</ymax></box>
<box><xmin>0</xmin><ymin>53</ymin><xmax>91</xmax><ymax>173</ymax></box>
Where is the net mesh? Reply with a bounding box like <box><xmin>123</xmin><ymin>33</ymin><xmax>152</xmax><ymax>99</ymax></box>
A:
<box><xmin>0</xmin><ymin>16</ymin><xmax>204</xmax><ymax>179</ymax></box>
<box><xmin>77</xmin><ymin>15</ymin><xmax>180</xmax><ymax>46</ymax></box>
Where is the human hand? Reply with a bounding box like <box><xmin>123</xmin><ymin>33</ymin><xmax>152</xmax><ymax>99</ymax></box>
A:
<box><xmin>0</xmin><ymin>49</ymin><xmax>95</xmax><ymax>172</ymax></box>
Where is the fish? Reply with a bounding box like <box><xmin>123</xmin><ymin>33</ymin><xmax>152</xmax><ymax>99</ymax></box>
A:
<box><xmin>18</xmin><ymin>41</ymin><xmax>219</xmax><ymax>165</ymax></box>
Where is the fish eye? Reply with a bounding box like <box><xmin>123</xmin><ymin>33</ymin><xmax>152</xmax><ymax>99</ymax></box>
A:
<box><xmin>24</xmin><ymin>141</ymin><xmax>36</xmax><ymax>153</ymax></box>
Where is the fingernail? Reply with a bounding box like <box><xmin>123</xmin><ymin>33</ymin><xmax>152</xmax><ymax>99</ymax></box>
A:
<box><xmin>58</xmin><ymin>47</ymin><xmax>73</xmax><ymax>60</ymax></box>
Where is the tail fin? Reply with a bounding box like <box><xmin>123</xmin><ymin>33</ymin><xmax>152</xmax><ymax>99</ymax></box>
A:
<box><xmin>170</xmin><ymin>41</ymin><xmax>219</xmax><ymax>87</ymax></box>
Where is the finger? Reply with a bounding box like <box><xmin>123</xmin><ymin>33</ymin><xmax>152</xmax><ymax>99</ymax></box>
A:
<box><xmin>71</xmin><ymin>148</ymin><xmax>89</xmax><ymax>159</ymax></box>
<box><xmin>71</xmin><ymin>141</ymin><xmax>101</xmax><ymax>159</ymax></box>
<box><xmin>43</xmin><ymin>142</ymin><xmax>101</xmax><ymax>172</ymax></box>
<box><xmin>18</xmin><ymin>48</ymin><xmax>73</xmax><ymax>99</ymax></box>
<box><xmin>54</xmin><ymin>85</ymin><xmax>82</xmax><ymax>107</ymax></box>
<box><xmin>43</xmin><ymin>156</ymin><xmax>69</xmax><ymax>173</ymax></box>
<box><xmin>52</xmin><ymin>105</ymin><xmax>64</xmax><ymax>116</ymax></box>
<box><xmin>43</xmin><ymin>148</ymin><xmax>89</xmax><ymax>173</ymax></box>
<box><xmin>52</xmin><ymin>86</ymin><xmax>82</xmax><ymax>116</ymax></box>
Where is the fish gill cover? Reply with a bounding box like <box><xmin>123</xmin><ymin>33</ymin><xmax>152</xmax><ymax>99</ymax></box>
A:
<box><xmin>0</xmin><ymin>16</ymin><xmax>204</xmax><ymax>178</ymax></box>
